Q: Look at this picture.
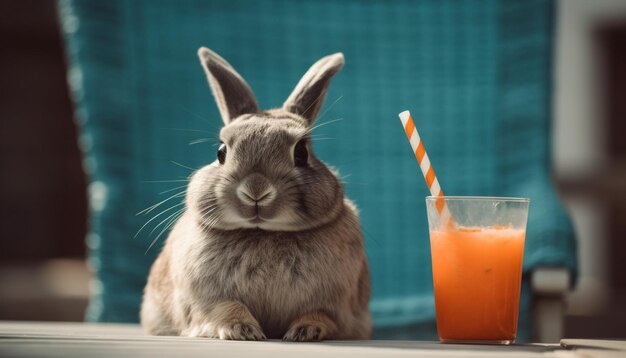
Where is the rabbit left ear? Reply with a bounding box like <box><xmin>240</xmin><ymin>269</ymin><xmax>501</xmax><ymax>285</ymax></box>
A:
<box><xmin>198</xmin><ymin>47</ymin><xmax>259</xmax><ymax>124</ymax></box>
<box><xmin>283</xmin><ymin>53</ymin><xmax>344</xmax><ymax>125</ymax></box>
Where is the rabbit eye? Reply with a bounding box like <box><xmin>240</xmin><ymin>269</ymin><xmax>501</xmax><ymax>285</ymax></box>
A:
<box><xmin>217</xmin><ymin>143</ymin><xmax>227</xmax><ymax>164</ymax></box>
<box><xmin>294</xmin><ymin>140</ymin><xmax>308</xmax><ymax>167</ymax></box>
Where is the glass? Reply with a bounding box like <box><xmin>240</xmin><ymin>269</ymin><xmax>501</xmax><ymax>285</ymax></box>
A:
<box><xmin>426</xmin><ymin>196</ymin><xmax>530</xmax><ymax>345</ymax></box>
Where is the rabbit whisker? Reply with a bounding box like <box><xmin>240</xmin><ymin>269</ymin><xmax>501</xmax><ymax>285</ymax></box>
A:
<box><xmin>137</xmin><ymin>191</ymin><xmax>186</xmax><ymax>215</ymax></box>
<box><xmin>171</xmin><ymin>160</ymin><xmax>199</xmax><ymax>172</ymax></box>
<box><xmin>134</xmin><ymin>202</ymin><xmax>185</xmax><ymax>239</ymax></box>
<box><xmin>178</xmin><ymin>105</ymin><xmax>211</xmax><ymax>125</ymax></box>
<box><xmin>142</xmin><ymin>179</ymin><xmax>190</xmax><ymax>183</ymax></box>
<box><xmin>188</xmin><ymin>138</ymin><xmax>215</xmax><ymax>146</ymax></box>
<box><xmin>145</xmin><ymin>208</ymin><xmax>185</xmax><ymax>254</ymax></box>
<box><xmin>309</xmin><ymin>136</ymin><xmax>335</xmax><ymax>141</ymax></box>
<box><xmin>299</xmin><ymin>90</ymin><xmax>327</xmax><ymax>118</ymax></box>
<box><xmin>160</xmin><ymin>127</ymin><xmax>213</xmax><ymax>134</ymax></box>
<box><xmin>315</xmin><ymin>95</ymin><xmax>343</xmax><ymax>123</ymax></box>
<box><xmin>199</xmin><ymin>213</ymin><xmax>219</xmax><ymax>227</ymax></box>
<box><xmin>159</xmin><ymin>185</ymin><xmax>188</xmax><ymax>195</ymax></box>
<box><xmin>146</xmin><ymin>206</ymin><xmax>186</xmax><ymax>240</ymax></box>
<box><xmin>199</xmin><ymin>206</ymin><xmax>220</xmax><ymax>218</ymax></box>
<box><xmin>305</xmin><ymin>117</ymin><xmax>344</xmax><ymax>135</ymax></box>
<box><xmin>204</xmin><ymin>213</ymin><xmax>224</xmax><ymax>231</ymax></box>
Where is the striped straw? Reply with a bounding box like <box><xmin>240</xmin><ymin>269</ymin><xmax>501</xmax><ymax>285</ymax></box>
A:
<box><xmin>398</xmin><ymin>110</ymin><xmax>453</xmax><ymax>224</ymax></box>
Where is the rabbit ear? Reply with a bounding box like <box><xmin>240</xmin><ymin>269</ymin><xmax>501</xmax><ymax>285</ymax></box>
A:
<box><xmin>283</xmin><ymin>53</ymin><xmax>344</xmax><ymax>125</ymax></box>
<box><xmin>198</xmin><ymin>47</ymin><xmax>259</xmax><ymax>124</ymax></box>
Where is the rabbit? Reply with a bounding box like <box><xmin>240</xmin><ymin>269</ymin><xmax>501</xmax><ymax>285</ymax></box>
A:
<box><xmin>140</xmin><ymin>47</ymin><xmax>371</xmax><ymax>341</ymax></box>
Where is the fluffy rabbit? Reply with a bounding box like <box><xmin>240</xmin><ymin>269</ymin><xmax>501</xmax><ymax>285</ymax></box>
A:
<box><xmin>140</xmin><ymin>47</ymin><xmax>371</xmax><ymax>341</ymax></box>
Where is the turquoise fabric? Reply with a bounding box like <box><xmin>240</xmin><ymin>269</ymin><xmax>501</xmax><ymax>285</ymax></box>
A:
<box><xmin>60</xmin><ymin>0</ymin><xmax>576</xmax><ymax>341</ymax></box>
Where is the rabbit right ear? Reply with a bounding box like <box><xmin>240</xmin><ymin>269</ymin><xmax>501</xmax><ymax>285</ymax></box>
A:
<box><xmin>198</xmin><ymin>47</ymin><xmax>259</xmax><ymax>124</ymax></box>
<box><xmin>283</xmin><ymin>53</ymin><xmax>344</xmax><ymax>125</ymax></box>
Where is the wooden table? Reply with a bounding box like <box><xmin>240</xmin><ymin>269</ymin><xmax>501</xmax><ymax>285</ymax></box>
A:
<box><xmin>1</xmin><ymin>322</ymin><xmax>624</xmax><ymax>357</ymax></box>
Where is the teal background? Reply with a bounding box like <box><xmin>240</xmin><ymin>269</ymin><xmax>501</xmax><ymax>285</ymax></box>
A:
<box><xmin>59</xmin><ymin>0</ymin><xmax>576</xmax><ymax>340</ymax></box>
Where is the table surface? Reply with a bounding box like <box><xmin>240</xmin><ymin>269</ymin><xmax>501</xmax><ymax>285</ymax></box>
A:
<box><xmin>1</xmin><ymin>322</ymin><xmax>624</xmax><ymax>358</ymax></box>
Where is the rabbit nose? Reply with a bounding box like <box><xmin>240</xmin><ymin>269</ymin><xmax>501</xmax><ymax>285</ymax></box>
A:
<box><xmin>236</xmin><ymin>174</ymin><xmax>276</xmax><ymax>206</ymax></box>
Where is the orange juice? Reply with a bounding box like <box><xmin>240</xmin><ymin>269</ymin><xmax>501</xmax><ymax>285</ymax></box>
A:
<box><xmin>430</xmin><ymin>226</ymin><xmax>525</xmax><ymax>343</ymax></box>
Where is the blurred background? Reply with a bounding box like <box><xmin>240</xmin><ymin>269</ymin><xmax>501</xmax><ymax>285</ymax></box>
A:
<box><xmin>0</xmin><ymin>0</ymin><xmax>625</xmax><ymax>339</ymax></box>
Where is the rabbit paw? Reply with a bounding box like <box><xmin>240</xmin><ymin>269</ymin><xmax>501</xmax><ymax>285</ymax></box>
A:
<box><xmin>218</xmin><ymin>322</ymin><xmax>266</xmax><ymax>341</ymax></box>
<box><xmin>283</xmin><ymin>323</ymin><xmax>325</xmax><ymax>342</ymax></box>
<box><xmin>184</xmin><ymin>321</ymin><xmax>266</xmax><ymax>341</ymax></box>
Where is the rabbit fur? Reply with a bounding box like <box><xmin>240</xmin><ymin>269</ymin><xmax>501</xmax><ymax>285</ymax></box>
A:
<box><xmin>140</xmin><ymin>48</ymin><xmax>371</xmax><ymax>341</ymax></box>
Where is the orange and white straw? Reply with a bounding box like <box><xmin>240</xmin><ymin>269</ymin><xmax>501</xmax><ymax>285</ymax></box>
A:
<box><xmin>398</xmin><ymin>110</ymin><xmax>453</xmax><ymax>224</ymax></box>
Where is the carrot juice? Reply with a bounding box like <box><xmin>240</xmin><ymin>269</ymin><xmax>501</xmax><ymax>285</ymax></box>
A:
<box><xmin>425</xmin><ymin>196</ymin><xmax>529</xmax><ymax>344</ymax></box>
<box><xmin>430</xmin><ymin>226</ymin><xmax>525</xmax><ymax>343</ymax></box>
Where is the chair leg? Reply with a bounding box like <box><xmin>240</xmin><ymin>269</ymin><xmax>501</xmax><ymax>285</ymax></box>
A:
<box><xmin>531</xmin><ymin>267</ymin><xmax>571</xmax><ymax>343</ymax></box>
